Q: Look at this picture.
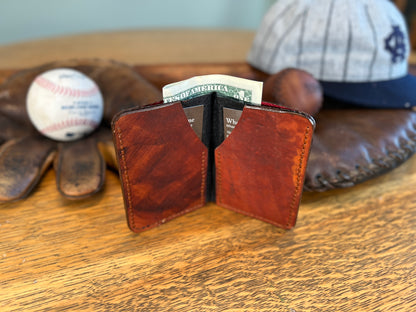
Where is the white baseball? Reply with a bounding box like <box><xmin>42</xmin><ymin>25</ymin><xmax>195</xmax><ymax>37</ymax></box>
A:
<box><xmin>26</xmin><ymin>68</ymin><xmax>104</xmax><ymax>141</ymax></box>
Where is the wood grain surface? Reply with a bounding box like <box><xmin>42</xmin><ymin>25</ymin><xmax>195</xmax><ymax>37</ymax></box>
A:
<box><xmin>1</xmin><ymin>30</ymin><xmax>416</xmax><ymax>311</ymax></box>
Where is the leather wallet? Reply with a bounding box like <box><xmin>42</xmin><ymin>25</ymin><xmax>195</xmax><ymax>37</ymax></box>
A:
<box><xmin>112</xmin><ymin>93</ymin><xmax>315</xmax><ymax>232</ymax></box>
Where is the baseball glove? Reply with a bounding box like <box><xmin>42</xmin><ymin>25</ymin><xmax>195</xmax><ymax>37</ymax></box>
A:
<box><xmin>303</xmin><ymin>104</ymin><xmax>416</xmax><ymax>191</ymax></box>
<box><xmin>0</xmin><ymin>59</ymin><xmax>162</xmax><ymax>201</ymax></box>
<box><xmin>1</xmin><ymin>60</ymin><xmax>414</xmax><ymax>201</ymax></box>
<box><xmin>135</xmin><ymin>63</ymin><xmax>416</xmax><ymax>193</ymax></box>
<box><xmin>303</xmin><ymin>65</ymin><xmax>416</xmax><ymax>191</ymax></box>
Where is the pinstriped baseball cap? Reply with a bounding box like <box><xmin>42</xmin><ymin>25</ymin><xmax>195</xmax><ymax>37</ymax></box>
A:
<box><xmin>248</xmin><ymin>0</ymin><xmax>416</xmax><ymax>108</ymax></box>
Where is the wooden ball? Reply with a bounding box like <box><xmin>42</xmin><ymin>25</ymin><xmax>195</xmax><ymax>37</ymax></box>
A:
<box><xmin>263</xmin><ymin>68</ymin><xmax>323</xmax><ymax>116</ymax></box>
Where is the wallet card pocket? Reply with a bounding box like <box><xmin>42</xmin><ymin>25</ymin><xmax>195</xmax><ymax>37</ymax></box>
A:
<box><xmin>112</xmin><ymin>93</ymin><xmax>314</xmax><ymax>232</ymax></box>
<box><xmin>215</xmin><ymin>105</ymin><xmax>314</xmax><ymax>229</ymax></box>
<box><xmin>112</xmin><ymin>102</ymin><xmax>208</xmax><ymax>232</ymax></box>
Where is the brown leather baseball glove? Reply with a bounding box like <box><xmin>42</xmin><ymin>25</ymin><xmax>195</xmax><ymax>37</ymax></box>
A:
<box><xmin>2</xmin><ymin>60</ymin><xmax>415</xmax><ymax>201</ymax></box>
<box><xmin>0</xmin><ymin>59</ymin><xmax>162</xmax><ymax>201</ymax></box>
<box><xmin>135</xmin><ymin>63</ymin><xmax>416</xmax><ymax>193</ymax></box>
<box><xmin>303</xmin><ymin>104</ymin><xmax>416</xmax><ymax>191</ymax></box>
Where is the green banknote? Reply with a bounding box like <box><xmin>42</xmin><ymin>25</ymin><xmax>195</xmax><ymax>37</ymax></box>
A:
<box><xmin>162</xmin><ymin>74</ymin><xmax>263</xmax><ymax>105</ymax></box>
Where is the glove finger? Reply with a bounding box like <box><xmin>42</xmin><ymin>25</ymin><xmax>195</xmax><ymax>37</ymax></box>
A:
<box><xmin>97</xmin><ymin>140</ymin><xmax>118</xmax><ymax>171</ymax></box>
<box><xmin>0</xmin><ymin>63</ymin><xmax>52</xmax><ymax>121</ymax></box>
<box><xmin>55</xmin><ymin>136</ymin><xmax>105</xmax><ymax>199</ymax></box>
<box><xmin>0</xmin><ymin>114</ymin><xmax>34</xmax><ymax>143</ymax></box>
<box><xmin>94</xmin><ymin>128</ymin><xmax>118</xmax><ymax>171</ymax></box>
<box><xmin>0</xmin><ymin>136</ymin><xmax>56</xmax><ymax>202</ymax></box>
<box><xmin>84</xmin><ymin>61</ymin><xmax>162</xmax><ymax>123</ymax></box>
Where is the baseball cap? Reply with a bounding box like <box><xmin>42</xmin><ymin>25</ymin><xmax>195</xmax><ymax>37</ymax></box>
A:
<box><xmin>247</xmin><ymin>0</ymin><xmax>416</xmax><ymax>108</ymax></box>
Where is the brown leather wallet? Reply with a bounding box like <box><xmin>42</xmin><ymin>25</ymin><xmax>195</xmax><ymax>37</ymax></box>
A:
<box><xmin>112</xmin><ymin>93</ymin><xmax>315</xmax><ymax>232</ymax></box>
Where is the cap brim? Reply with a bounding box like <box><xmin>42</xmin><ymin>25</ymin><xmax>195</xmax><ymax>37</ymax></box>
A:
<box><xmin>320</xmin><ymin>74</ymin><xmax>416</xmax><ymax>109</ymax></box>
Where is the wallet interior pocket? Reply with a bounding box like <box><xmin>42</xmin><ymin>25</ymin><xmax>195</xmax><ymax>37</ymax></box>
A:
<box><xmin>181</xmin><ymin>93</ymin><xmax>246</xmax><ymax>201</ymax></box>
<box><xmin>181</xmin><ymin>93</ymin><xmax>246</xmax><ymax>148</ymax></box>
<box><xmin>181</xmin><ymin>93</ymin><xmax>213</xmax><ymax>148</ymax></box>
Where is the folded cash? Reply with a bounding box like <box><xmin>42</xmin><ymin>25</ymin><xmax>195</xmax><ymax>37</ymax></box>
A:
<box><xmin>162</xmin><ymin>74</ymin><xmax>263</xmax><ymax>105</ymax></box>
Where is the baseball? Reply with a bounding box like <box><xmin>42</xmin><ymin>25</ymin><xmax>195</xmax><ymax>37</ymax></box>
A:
<box><xmin>263</xmin><ymin>68</ymin><xmax>323</xmax><ymax>116</ymax></box>
<box><xmin>26</xmin><ymin>68</ymin><xmax>104</xmax><ymax>141</ymax></box>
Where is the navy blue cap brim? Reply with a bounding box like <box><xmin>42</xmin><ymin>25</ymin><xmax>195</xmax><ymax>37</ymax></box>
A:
<box><xmin>320</xmin><ymin>74</ymin><xmax>416</xmax><ymax>109</ymax></box>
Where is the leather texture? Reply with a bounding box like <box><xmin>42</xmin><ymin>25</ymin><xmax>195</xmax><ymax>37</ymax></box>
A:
<box><xmin>0</xmin><ymin>59</ymin><xmax>162</xmax><ymax>201</ymax></box>
<box><xmin>55</xmin><ymin>136</ymin><xmax>106</xmax><ymax>198</ymax></box>
<box><xmin>112</xmin><ymin>102</ymin><xmax>208</xmax><ymax>232</ymax></box>
<box><xmin>112</xmin><ymin>95</ymin><xmax>314</xmax><ymax>232</ymax></box>
<box><xmin>135</xmin><ymin>62</ymin><xmax>416</xmax><ymax>193</ymax></box>
<box><xmin>216</xmin><ymin>106</ymin><xmax>313</xmax><ymax>229</ymax></box>
<box><xmin>304</xmin><ymin>107</ymin><xmax>416</xmax><ymax>191</ymax></box>
<box><xmin>0</xmin><ymin>136</ymin><xmax>56</xmax><ymax>201</ymax></box>
<box><xmin>3</xmin><ymin>60</ymin><xmax>415</xmax><ymax>202</ymax></box>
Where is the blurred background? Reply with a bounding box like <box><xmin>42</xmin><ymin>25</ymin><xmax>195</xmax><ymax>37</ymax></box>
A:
<box><xmin>0</xmin><ymin>0</ymin><xmax>414</xmax><ymax>49</ymax></box>
<box><xmin>396</xmin><ymin>0</ymin><xmax>416</xmax><ymax>50</ymax></box>
<box><xmin>0</xmin><ymin>0</ymin><xmax>275</xmax><ymax>45</ymax></box>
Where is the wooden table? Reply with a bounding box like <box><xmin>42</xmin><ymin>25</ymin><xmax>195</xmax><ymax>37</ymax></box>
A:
<box><xmin>1</xmin><ymin>30</ymin><xmax>416</xmax><ymax>311</ymax></box>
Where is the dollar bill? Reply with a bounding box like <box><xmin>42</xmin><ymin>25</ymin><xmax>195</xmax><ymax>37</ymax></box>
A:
<box><xmin>162</xmin><ymin>74</ymin><xmax>263</xmax><ymax>105</ymax></box>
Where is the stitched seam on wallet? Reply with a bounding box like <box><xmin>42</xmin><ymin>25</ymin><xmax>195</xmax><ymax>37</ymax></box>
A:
<box><xmin>122</xmin><ymin>145</ymin><xmax>206</xmax><ymax>232</ymax></box>
<box><xmin>201</xmin><ymin>150</ymin><xmax>207</xmax><ymax>206</ymax></box>
<box><xmin>216</xmin><ymin>151</ymin><xmax>222</xmax><ymax>203</ymax></box>
<box><xmin>215</xmin><ymin>126</ymin><xmax>310</xmax><ymax>229</ymax></box>
<box><xmin>216</xmin><ymin>149</ymin><xmax>288</xmax><ymax>228</ymax></box>
<box><xmin>138</xmin><ymin>150</ymin><xmax>207</xmax><ymax>231</ymax></box>
<box><xmin>115</xmin><ymin>126</ymin><xmax>135</xmax><ymax>230</ymax></box>
<box><xmin>287</xmin><ymin>125</ymin><xmax>310</xmax><ymax>227</ymax></box>
<box><xmin>216</xmin><ymin>125</ymin><xmax>310</xmax><ymax>230</ymax></box>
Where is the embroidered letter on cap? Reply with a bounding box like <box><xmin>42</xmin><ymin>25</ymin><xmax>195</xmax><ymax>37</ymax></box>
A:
<box><xmin>384</xmin><ymin>25</ymin><xmax>406</xmax><ymax>64</ymax></box>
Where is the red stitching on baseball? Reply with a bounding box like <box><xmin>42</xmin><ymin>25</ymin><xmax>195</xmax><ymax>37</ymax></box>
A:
<box><xmin>40</xmin><ymin>118</ymin><xmax>99</xmax><ymax>133</ymax></box>
<box><xmin>35</xmin><ymin>76</ymin><xmax>99</xmax><ymax>98</ymax></box>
